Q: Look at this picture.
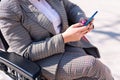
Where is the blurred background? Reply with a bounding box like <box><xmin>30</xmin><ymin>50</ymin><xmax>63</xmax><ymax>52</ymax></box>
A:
<box><xmin>0</xmin><ymin>0</ymin><xmax>120</xmax><ymax>80</ymax></box>
<box><xmin>70</xmin><ymin>0</ymin><xmax>120</xmax><ymax>79</ymax></box>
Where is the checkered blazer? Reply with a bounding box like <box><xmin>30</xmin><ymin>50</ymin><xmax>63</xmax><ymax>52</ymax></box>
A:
<box><xmin>0</xmin><ymin>0</ymin><xmax>100</xmax><ymax>79</ymax></box>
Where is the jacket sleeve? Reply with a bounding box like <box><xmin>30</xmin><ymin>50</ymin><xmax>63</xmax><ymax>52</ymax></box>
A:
<box><xmin>0</xmin><ymin>0</ymin><xmax>65</xmax><ymax>61</ymax></box>
<box><xmin>62</xmin><ymin>0</ymin><xmax>86</xmax><ymax>23</ymax></box>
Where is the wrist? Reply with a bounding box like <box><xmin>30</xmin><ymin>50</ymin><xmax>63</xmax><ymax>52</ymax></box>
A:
<box><xmin>61</xmin><ymin>33</ymin><xmax>70</xmax><ymax>43</ymax></box>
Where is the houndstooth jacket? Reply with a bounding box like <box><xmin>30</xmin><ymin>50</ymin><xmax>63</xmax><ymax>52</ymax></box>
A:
<box><xmin>0</xmin><ymin>0</ymin><xmax>100</xmax><ymax>79</ymax></box>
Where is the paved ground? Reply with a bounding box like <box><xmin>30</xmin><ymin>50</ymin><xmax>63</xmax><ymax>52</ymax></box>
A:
<box><xmin>0</xmin><ymin>0</ymin><xmax>120</xmax><ymax>80</ymax></box>
<box><xmin>70</xmin><ymin>0</ymin><xmax>120</xmax><ymax>80</ymax></box>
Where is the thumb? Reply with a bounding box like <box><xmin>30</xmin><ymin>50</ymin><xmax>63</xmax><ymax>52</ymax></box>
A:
<box><xmin>72</xmin><ymin>23</ymin><xmax>83</xmax><ymax>28</ymax></box>
<box><xmin>77</xmin><ymin>25</ymin><xmax>89</xmax><ymax>31</ymax></box>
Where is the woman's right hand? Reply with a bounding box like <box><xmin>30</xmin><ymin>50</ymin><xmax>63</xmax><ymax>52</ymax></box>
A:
<box><xmin>62</xmin><ymin>23</ymin><xmax>90</xmax><ymax>43</ymax></box>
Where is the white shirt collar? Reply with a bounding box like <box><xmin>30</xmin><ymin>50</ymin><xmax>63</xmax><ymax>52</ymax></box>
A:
<box><xmin>29</xmin><ymin>0</ymin><xmax>61</xmax><ymax>34</ymax></box>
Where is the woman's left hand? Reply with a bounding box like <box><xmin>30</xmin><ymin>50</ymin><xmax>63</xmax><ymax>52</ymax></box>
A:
<box><xmin>80</xmin><ymin>18</ymin><xmax>94</xmax><ymax>33</ymax></box>
<box><xmin>86</xmin><ymin>22</ymin><xmax>94</xmax><ymax>32</ymax></box>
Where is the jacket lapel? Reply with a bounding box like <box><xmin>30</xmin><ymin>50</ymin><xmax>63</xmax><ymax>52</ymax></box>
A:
<box><xmin>20</xmin><ymin>0</ymin><xmax>56</xmax><ymax>35</ymax></box>
<box><xmin>46</xmin><ymin>0</ymin><xmax>69</xmax><ymax>32</ymax></box>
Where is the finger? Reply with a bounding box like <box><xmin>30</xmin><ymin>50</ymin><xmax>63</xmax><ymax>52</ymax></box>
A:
<box><xmin>86</xmin><ymin>23</ymin><xmax>94</xmax><ymax>30</ymax></box>
<box><xmin>78</xmin><ymin>26</ymin><xmax>89</xmax><ymax>33</ymax></box>
<box><xmin>72</xmin><ymin>23</ymin><xmax>83</xmax><ymax>28</ymax></box>
<box><xmin>90</xmin><ymin>19</ymin><xmax>94</xmax><ymax>23</ymax></box>
<box><xmin>79</xmin><ymin>18</ymin><xmax>87</xmax><ymax>25</ymax></box>
<box><xmin>89</xmin><ymin>23</ymin><xmax>94</xmax><ymax>30</ymax></box>
<box><xmin>81</xmin><ymin>29</ymin><xmax>89</xmax><ymax>35</ymax></box>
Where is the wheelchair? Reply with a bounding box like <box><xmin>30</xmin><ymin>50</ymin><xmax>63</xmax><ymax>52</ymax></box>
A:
<box><xmin>0</xmin><ymin>30</ymin><xmax>47</xmax><ymax>80</ymax></box>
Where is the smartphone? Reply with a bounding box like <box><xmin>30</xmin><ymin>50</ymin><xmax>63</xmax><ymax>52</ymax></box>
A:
<box><xmin>84</xmin><ymin>11</ymin><xmax>98</xmax><ymax>26</ymax></box>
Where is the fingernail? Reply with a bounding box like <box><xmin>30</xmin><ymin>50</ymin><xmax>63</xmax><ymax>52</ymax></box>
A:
<box><xmin>81</xmin><ymin>20</ymin><xmax>86</xmax><ymax>25</ymax></box>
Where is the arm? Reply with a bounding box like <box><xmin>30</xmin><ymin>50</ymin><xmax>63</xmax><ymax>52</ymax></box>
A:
<box><xmin>0</xmin><ymin>0</ymin><xmax>65</xmax><ymax>61</ymax></box>
<box><xmin>62</xmin><ymin>0</ymin><xmax>86</xmax><ymax>23</ymax></box>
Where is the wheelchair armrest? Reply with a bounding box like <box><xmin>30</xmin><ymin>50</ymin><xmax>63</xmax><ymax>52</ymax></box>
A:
<box><xmin>0</xmin><ymin>50</ymin><xmax>41</xmax><ymax>80</ymax></box>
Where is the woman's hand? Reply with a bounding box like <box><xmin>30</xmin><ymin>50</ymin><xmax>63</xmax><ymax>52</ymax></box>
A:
<box><xmin>62</xmin><ymin>22</ymin><xmax>93</xmax><ymax>43</ymax></box>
